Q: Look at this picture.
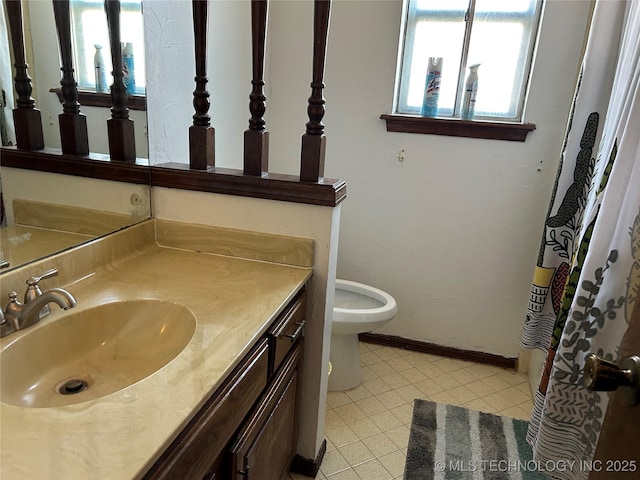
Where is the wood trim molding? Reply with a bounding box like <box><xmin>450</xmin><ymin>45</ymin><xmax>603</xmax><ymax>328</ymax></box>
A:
<box><xmin>1</xmin><ymin>148</ymin><xmax>347</xmax><ymax>206</ymax></box>
<box><xmin>380</xmin><ymin>114</ymin><xmax>536</xmax><ymax>142</ymax></box>
<box><xmin>151</xmin><ymin>163</ymin><xmax>347</xmax><ymax>207</ymax></box>
<box><xmin>0</xmin><ymin>146</ymin><xmax>149</xmax><ymax>184</ymax></box>
<box><xmin>50</xmin><ymin>88</ymin><xmax>146</xmax><ymax>111</ymax></box>
<box><xmin>359</xmin><ymin>333</ymin><xmax>518</xmax><ymax>370</ymax></box>
<box><xmin>290</xmin><ymin>438</ymin><xmax>327</xmax><ymax>477</ymax></box>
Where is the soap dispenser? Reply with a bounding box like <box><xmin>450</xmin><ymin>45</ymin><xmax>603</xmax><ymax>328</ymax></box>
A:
<box><xmin>461</xmin><ymin>63</ymin><xmax>480</xmax><ymax>120</ymax></box>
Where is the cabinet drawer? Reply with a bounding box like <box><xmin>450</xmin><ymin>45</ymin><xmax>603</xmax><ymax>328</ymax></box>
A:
<box><xmin>144</xmin><ymin>339</ymin><xmax>269</xmax><ymax>480</ymax></box>
<box><xmin>269</xmin><ymin>290</ymin><xmax>306</xmax><ymax>377</ymax></box>
<box><xmin>231</xmin><ymin>343</ymin><xmax>303</xmax><ymax>480</ymax></box>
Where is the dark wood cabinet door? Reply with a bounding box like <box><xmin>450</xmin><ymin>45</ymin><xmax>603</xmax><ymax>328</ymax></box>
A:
<box><xmin>231</xmin><ymin>343</ymin><xmax>302</xmax><ymax>480</ymax></box>
<box><xmin>144</xmin><ymin>340</ymin><xmax>269</xmax><ymax>480</ymax></box>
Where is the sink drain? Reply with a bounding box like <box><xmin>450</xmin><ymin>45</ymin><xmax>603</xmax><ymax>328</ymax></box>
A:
<box><xmin>58</xmin><ymin>379</ymin><xmax>88</xmax><ymax>395</ymax></box>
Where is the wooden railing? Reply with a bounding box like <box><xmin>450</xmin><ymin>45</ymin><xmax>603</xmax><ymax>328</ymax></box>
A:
<box><xmin>189</xmin><ymin>0</ymin><xmax>215</xmax><ymax>170</ymax></box>
<box><xmin>2</xmin><ymin>0</ymin><xmax>346</xmax><ymax>207</ymax></box>
<box><xmin>5</xmin><ymin>0</ymin><xmax>44</xmax><ymax>151</ymax></box>
<box><xmin>51</xmin><ymin>0</ymin><xmax>89</xmax><ymax>155</ymax></box>
<box><xmin>244</xmin><ymin>0</ymin><xmax>269</xmax><ymax>176</ymax></box>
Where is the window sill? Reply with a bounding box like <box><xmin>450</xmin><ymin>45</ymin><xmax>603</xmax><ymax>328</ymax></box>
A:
<box><xmin>380</xmin><ymin>114</ymin><xmax>536</xmax><ymax>142</ymax></box>
<box><xmin>49</xmin><ymin>88</ymin><xmax>146</xmax><ymax>111</ymax></box>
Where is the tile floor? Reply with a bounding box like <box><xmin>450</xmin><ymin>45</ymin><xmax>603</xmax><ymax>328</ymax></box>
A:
<box><xmin>289</xmin><ymin>341</ymin><xmax>534</xmax><ymax>480</ymax></box>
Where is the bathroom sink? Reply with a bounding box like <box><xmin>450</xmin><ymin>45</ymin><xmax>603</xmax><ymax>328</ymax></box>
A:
<box><xmin>0</xmin><ymin>300</ymin><xmax>196</xmax><ymax>408</ymax></box>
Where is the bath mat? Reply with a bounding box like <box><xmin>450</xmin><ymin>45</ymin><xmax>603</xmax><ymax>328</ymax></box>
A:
<box><xmin>404</xmin><ymin>400</ymin><xmax>547</xmax><ymax>479</ymax></box>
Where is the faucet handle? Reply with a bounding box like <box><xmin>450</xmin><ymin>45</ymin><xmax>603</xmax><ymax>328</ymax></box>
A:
<box><xmin>5</xmin><ymin>292</ymin><xmax>20</xmax><ymax>316</ymax></box>
<box><xmin>0</xmin><ymin>295</ymin><xmax>15</xmax><ymax>336</ymax></box>
<box><xmin>25</xmin><ymin>268</ymin><xmax>58</xmax><ymax>300</ymax></box>
<box><xmin>25</xmin><ymin>269</ymin><xmax>58</xmax><ymax>319</ymax></box>
<box><xmin>1</xmin><ymin>292</ymin><xmax>19</xmax><ymax>319</ymax></box>
<box><xmin>26</xmin><ymin>268</ymin><xmax>59</xmax><ymax>288</ymax></box>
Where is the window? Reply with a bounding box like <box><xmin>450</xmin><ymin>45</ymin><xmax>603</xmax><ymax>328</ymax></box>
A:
<box><xmin>69</xmin><ymin>0</ymin><xmax>145</xmax><ymax>94</ymax></box>
<box><xmin>394</xmin><ymin>0</ymin><xmax>542</xmax><ymax>122</ymax></box>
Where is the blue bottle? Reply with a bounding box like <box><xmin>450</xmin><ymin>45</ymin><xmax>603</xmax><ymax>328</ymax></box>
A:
<box><xmin>422</xmin><ymin>57</ymin><xmax>443</xmax><ymax>117</ymax></box>
<box><xmin>122</xmin><ymin>42</ymin><xmax>136</xmax><ymax>95</ymax></box>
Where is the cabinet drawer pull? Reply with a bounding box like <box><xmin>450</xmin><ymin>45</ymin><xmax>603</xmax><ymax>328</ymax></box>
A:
<box><xmin>285</xmin><ymin>320</ymin><xmax>305</xmax><ymax>342</ymax></box>
<box><xmin>239</xmin><ymin>465</ymin><xmax>250</xmax><ymax>478</ymax></box>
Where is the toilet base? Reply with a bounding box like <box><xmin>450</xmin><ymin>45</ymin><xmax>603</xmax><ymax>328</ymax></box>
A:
<box><xmin>328</xmin><ymin>333</ymin><xmax>362</xmax><ymax>391</ymax></box>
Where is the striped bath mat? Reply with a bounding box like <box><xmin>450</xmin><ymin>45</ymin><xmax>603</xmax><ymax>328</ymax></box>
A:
<box><xmin>404</xmin><ymin>400</ymin><xmax>547</xmax><ymax>479</ymax></box>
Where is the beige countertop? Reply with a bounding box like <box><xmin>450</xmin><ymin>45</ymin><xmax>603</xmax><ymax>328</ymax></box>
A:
<box><xmin>0</xmin><ymin>221</ymin><xmax>312</xmax><ymax>479</ymax></box>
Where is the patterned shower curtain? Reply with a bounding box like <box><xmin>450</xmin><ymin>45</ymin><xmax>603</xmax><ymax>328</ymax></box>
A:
<box><xmin>521</xmin><ymin>0</ymin><xmax>640</xmax><ymax>479</ymax></box>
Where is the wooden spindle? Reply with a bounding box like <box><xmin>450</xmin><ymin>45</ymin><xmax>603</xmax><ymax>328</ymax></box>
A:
<box><xmin>190</xmin><ymin>0</ymin><xmax>215</xmax><ymax>170</ymax></box>
<box><xmin>53</xmin><ymin>0</ymin><xmax>89</xmax><ymax>155</ymax></box>
<box><xmin>300</xmin><ymin>0</ymin><xmax>331</xmax><ymax>183</ymax></box>
<box><xmin>5</xmin><ymin>0</ymin><xmax>44</xmax><ymax>150</ymax></box>
<box><xmin>243</xmin><ymin>0</ymin><xmax>269</xmax><ymax>177</ymax></box>
<box><xmin>104</xmin><ymin>0</ymin><xmax>136</xmax><ymax>161</ymax></box>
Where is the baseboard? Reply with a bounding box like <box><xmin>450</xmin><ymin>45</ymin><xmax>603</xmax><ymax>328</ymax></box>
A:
<box><xmin>358</xmin><ymin>333</ymin><xmax>518</xmax><ymax>370</ymax></box>
<box><xmin>290</xmin><ymin>439</ymin><xmax>327</xmax><ymax>477</ymax></box>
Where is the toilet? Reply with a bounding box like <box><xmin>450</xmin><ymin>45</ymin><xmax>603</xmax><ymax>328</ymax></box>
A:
<box><xmin>328</xmin><ymin>279</ymin><xmax>398</xmax><ymax>391</ymax></box>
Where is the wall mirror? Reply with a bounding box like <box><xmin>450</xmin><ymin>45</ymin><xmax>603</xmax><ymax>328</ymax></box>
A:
<box><xmin>0</xmin><ymin>0</ymin><xmax>151</xmax><ymax>273</ymax></box>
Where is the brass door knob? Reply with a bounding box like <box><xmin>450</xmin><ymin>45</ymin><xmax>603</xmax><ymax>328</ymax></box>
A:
<box><xmin>583</xmin><ymin>353</ymin><xmax>640</xmax><ymax>405</ymax></box>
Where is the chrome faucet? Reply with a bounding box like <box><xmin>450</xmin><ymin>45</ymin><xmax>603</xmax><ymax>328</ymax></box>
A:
<box><xmin>0</xmin><ymin>269</ymin><xmax>77</xmax><ymax>338</ymax></box>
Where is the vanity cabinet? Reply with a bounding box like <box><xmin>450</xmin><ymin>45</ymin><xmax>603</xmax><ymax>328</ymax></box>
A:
<box><xmin>229</xmin><ymin>343</ymin><xmax>301</xmax><ymax>480</ymax></box>
<box><xmin>144</xmin><ymin>288</ymin><xmax>307</xmax><ymax>480</ymax></box>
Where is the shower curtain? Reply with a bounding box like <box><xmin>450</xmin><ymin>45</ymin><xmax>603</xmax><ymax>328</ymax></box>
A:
<box><xmin>521</xmin><ymin>0</ymin><xmax>640</xmax><ymax>479</ymax></box>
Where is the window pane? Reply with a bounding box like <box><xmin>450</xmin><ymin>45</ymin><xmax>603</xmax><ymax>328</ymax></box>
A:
<box><xmin>397</xmin><ymin>0</ymin><xmax>468</xmax><ymax>115</ymax></box>
<box><xmin>73</xmin><ymin>6</ymin><xmax>111</xmax><ymax>88</ymax></box>
<box><xmin>465</xmin><ymin>0</ymin><xmax>538</xmax><ymax>118</ymax></box>
<box><xmin>120</xmin><ymin>9</ymin><xmax>146</xmax><ymax>90</ymax></box>
<box><xmin>70</xmin><ymin>0</ymin><xmax>145</xmax><ymax>93</ymax></box>
<box><xmin>394</xmin><ymin>0</ymin><xmax>542</xmax><ymax>122</ymax></box>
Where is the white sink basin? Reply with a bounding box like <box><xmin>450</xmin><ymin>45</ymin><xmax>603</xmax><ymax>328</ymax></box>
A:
<box><xmin>0</xmin><ymin>300</ymin><xmax>196</xmax><ymax>408</ymax></box>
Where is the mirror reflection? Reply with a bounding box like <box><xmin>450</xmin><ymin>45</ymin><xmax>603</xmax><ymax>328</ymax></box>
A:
<box><xmin>27</xmin><ymin>0</ymin><xmax>148</xmax><ymax>156</ymax></box>
<box><xmin>0</xmin><ymin>167</ymin><xmax>150</xmax><ymax>270</ymax></box>
<box><xmin>0</xmin><ymin>0</ymin><xmax>151</xmax><ymax>272</ymax></box>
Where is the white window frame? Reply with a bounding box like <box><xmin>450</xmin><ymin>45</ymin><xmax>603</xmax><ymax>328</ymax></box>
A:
<box><xmin>393</xmin><ymin>0</ymin><xmax>543</xmax><ymax>122</ymax></box>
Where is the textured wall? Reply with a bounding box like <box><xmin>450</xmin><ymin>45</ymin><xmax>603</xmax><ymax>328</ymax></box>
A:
<box><xmin>265</xmin><ymin>0</ymin><xmax>594</xmax><ymax>357</ymax></box>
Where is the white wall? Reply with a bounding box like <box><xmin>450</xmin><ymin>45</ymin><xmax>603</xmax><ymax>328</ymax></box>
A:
<box><xmin>144</xmin><ymin>0</ymin><xmax>251</xmax><ymax>167</ymax></box>
<box><xmin>265</xmin><ymin>0</ymin><xmax>594</xmax><ymax>358</ymax></box>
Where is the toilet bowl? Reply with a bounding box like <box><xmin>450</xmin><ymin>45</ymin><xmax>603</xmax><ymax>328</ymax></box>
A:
<box><xmin>328</xmin><ymin>279</ymin><xmax>398</xmax><ymax>391</ymax></box>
